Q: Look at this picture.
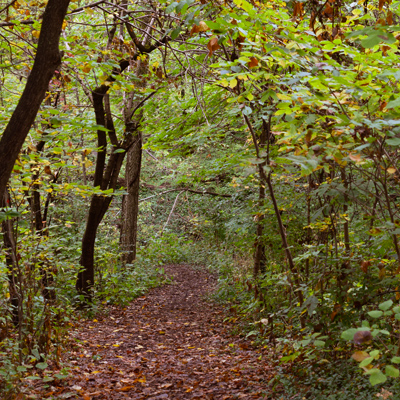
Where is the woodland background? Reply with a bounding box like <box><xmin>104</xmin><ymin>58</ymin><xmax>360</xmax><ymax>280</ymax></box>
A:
<box><xmin>1</xmin><ymin>0</ymin><xmax>400</xmax><ymax>398</ymax></box>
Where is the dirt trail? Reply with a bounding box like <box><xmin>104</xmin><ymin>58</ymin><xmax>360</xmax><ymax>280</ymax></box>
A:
<box><xmin>40</xmin><ymin>265</ymin><xmax>274</xmax><ymax>399</ymax></box>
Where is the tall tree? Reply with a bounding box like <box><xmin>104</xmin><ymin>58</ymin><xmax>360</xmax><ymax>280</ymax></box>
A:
<box><xmin>0</xmin><ymin>0</ymin><xmax>71</xmax><ymax>196</ymax></box>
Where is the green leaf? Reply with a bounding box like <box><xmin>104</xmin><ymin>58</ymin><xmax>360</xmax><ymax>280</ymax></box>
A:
<box><xmin>300</xmin><ymin>339</ymin><xmax>311</xmax><ymax>347</ymax></box>
<box><xmin>370</xmin><ymin>350</ymin><xmax>380</xmax><ymax>358</ymax></box>
<box><xmin>54</xmin><ymin>373</ymin><xmax>69</xmax><ymax>379</ymax></box>
<box><xmin>314</xmin><ymin>340</ymin><xmax>325</xmax><ymax>347</ymax></box>
<box><xmin>42</xmin><ymin>376</ymin><xmax>54</xmax><ymax>382</ymax></box>
<box><xmin>379</xmin><ymin>300</ymin><xmax>393</xmax><ymax>311</ymax></box>
<box><xmin>176</xmin><ymin>0</ymin><xmax>187</xmax><ymax>12</ymax></box>
<box><xmin>385</xmin><ymin>365</ymin><xmax>399</xmax><ymax>378</ymax></box>
<box><xmin>359</xmin><ymin>357</ymin><xmax>374</xmax><ymax>368</ymax></box>
<box><xmin>170</xmin><ymin>26</ymin><xmax>181</xmax><ymax>39</ymax></box>
<box><xmin>366</xmin><ymin>368</ymin><xmax>387</xmax><ymax>386</ymax></box>
<box><xmin>341</xmin><ymin>328</ymin><xmax>357</xmax><ymax>341</ymax></box>
<box><xmin>361</xmin><ymin>34</ymin><xmax>381</xmax><ymax>49</ymax></box>
<box><xmin>35</xmin><ymin>362</ymin><xmax>48</xmax><ymax>370</ymax></box>
<box><xmin>386</xmin><ymin>138</ymin><xmax>400</xmax><ymax>146</ymax></box>
<box><xmin>368</xmin><ymin>310</ymin><xmax>383</xmax><ymax>318</ymax></box>
<box><xmin>165</xmin><ymin>2</ymin><xmax>178</xmax><ymax>13</ymax></box>
<box><xmin>391</xmin><ymin>357</ymin><xmax>400</xmax><ymax>364</ymax></box>
<box><xmin>386</xmin><ymin>97</ymin><xmax>400</xmax><ymax>109</ymax></box>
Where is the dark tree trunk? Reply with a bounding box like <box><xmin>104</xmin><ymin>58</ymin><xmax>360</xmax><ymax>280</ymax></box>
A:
<box><xmin>0</xmin><ymin>0</ymin><xmax>70</xmax><ymax>196</ymax></box>
<box><xmin>77</xmin><ymin>196</ymin><xmax>112</xmax><ymax>297</ymax></box>
<box><xmin>76</xmin><ymin>58</ymin><xmax>132</xmax><ymax>299</ymax></box>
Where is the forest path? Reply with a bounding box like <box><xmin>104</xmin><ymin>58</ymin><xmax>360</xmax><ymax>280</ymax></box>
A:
<box><xmin>46</xmin><ymin>265</ymin><xmax>274</xmax><ymax>399</ymax></box>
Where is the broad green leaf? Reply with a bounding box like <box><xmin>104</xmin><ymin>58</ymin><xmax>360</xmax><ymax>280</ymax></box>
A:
<box><xmin>366</xmin><ymin>368</ymin><xmax>387</xmax><ymax>386</ymax></box>
<box><xmin>341</xmin><ymin>328</ymin><xmax>357</xmax><ymax>341</ymax></box>
<box><xmin>368</xmin><ymin>310</ymin><xmax>383</xmax><ymax>318</ymax></box>
<box><xmin>386</xmin><ymin>138</ymin><xmax>400</xmax><ymax>146</ymax></box>
<box><xmin>370</xmin><ymin>350</ymin><xmax>380</xmax><ymax>358</ymax></box>
<box><xmin>165</xmin><ymin>2</ymin><xmax>178</xmax><ymax>13</ymax></box>
<box><xmin>385</xmin><ymin>365</ymin><xmax>399</xmax><ymax>378</ymax></box>
<box><xmin>170</xmin><ymin>27</ymin><xmax>181</xmax><ymax>39</ymax></box>
<box><xmin>359</xmin><ymin>357</ymin><xmax>374</xmax><ymax>367</ymax></box>
<box><xmin>379</xmin><ymin>300</ymin><xmax>393</xmax><ymax>311</ymax></box>
<box><xmin>391</xmin><ymin>357</ymin><xmax>400</xmax><ymax>364</ymax></box>
<box><xmin>386</xmin><ymin>97</ymin><xmax>400</xmax><ymax>109</ymax></box>
<box><xmin>35</xmin><ymin>362</ymin><xmax>48</xmax><ymax>370</ymax></box>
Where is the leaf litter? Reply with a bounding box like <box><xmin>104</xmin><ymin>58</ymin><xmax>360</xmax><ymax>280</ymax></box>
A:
<box><xmin>28</xmin><ymin>265</ymin><xmax>274</xmax><ymax>399</ymax></box>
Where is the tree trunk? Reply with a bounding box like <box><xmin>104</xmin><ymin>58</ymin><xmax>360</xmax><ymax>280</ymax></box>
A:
<box><xmin>77</xmin><ymin>196</ymin><xmax>112</xmax><ymax>298</ymax></box>
<box><xmin>120</xmin><ymin>60</ymin><xmax>148</xmax><ymax>265</ymax></box>
<box><xmin>0</xmin><ymin>0</ymin><xmax>70</xmax><ymax>196</ymax></box>
<box><xmin>120</xmin><ymin>130</ymin><xmax>142</xmax><ymax>264</ymax></box>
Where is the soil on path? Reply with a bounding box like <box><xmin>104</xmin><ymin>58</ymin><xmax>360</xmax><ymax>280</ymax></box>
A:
<box><xmin>43</xmin><ymin>265</ymin><xmax>274</xmax><ymax>399</ymax></box>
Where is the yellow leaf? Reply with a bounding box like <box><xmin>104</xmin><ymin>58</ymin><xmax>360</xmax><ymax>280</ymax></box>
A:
<box><xmin>62</xmin><ymin>20</ymin><xmax>68</xmax><ymax>30</ymax></box>
<box><xmin>247</xmin><ymin>93</ymin><xmax>254</xmax><ymax>101</ymax></box>
<box><xmin>85</xmin><ymin>7</ymin><xmax>94</xmax><ymax>15</ymax></box>
<box><xmin>32</xmin><ymin>30</ymin><xmax>40</xmax><ymax>39</ymax></box>
<box><xmin>387</xmin><ymin>167</ymin><xmax>396</xmax><ymax>174</ymax></box>
<box><xmin>352</xmin><ymin>351</ymin><xmax>370</xmax><ymax>362</ymax></box>
<box><xmin>198</xmin><ymin>21</ymin><xmax>209</xmax><ymax>32</ymax></box>
<box><xmin>220</xmin><ymin>79</ymin><xmax>229</xmax><ymax>87</ymax></box>
<box><xmin>276</xmin><ymin>93</ymin><xmax>291</xmax><ymax>100</ymax></box>
<box><xmin>230</xmin><ymin>79</ymin><xmax>237</xmax><ymax>88</ymax></box>
<box><xmin>82</xmin><ymin>63</ymin><xmax>91</xmax><ymax>73</ymax></box>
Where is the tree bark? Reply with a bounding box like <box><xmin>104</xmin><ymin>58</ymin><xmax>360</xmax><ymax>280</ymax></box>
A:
<box><xmin>0</xmin><ymin>0</ymin><xmax>70</xmax><ymax>196</ymax></box>
<box><xmin>120</xmin><ymin>128</ymin><xmax>142</xmax><ymax>264</ymax></box>
<box><xmin>120</xmin><ymin>61</ymin><xmax>148</xmax><ymax>265</ymax></box>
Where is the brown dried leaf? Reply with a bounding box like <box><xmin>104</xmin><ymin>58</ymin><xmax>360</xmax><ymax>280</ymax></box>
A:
<box><xmin>191</xmin><ymin>21</ymin><xmax>209</xmax><ymax>35</ymax></box>
<box><xmin>207</xmin><ymin>37</ymin><xmax>220</xmax><ymax>56</ymax></box>
<box><xmin>360</xmin><ymin>260</ymin><xmax>370</xmax><ymax>273</ymax></box>
<box><xmin>248</xmin><ymin>57</ymin><xmax>259</xmax><ymax>68</ymax></box>
<box><xmin>353</xmin><ymin>330</ymin><xmax>372</xmax><ymax>345</ymax></box>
